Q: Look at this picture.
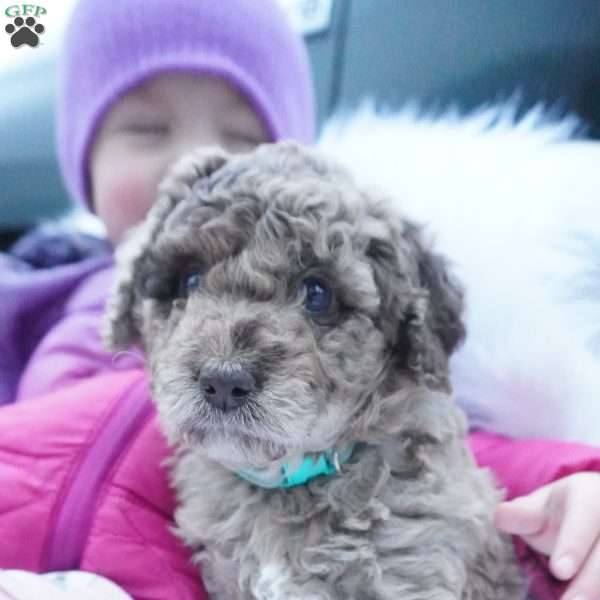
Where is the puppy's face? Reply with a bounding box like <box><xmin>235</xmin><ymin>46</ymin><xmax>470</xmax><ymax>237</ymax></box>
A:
<box><xmin>105</xmin><ymin>142</ymin><xmax>464</xmax><ymax>469</ymax></box>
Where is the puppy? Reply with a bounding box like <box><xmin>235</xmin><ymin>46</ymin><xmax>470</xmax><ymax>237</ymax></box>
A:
<box><xmin>104</xmin><ymin>142</ymin><xmax>525</xmax><ymax>599</ymax></box>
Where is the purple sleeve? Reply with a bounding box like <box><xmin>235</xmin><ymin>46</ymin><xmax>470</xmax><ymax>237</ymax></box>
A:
<box><xmin>13</xmin><ymin>257</ymin><xmax>144</xmax><ymax>402</ymax></box>
<box><xmin>0</xmin><ymin>253</ymin><xmax>113</xmax><ymax>405</ymax></box>
<box><xmin>16</xmin><ymin>307</ymin><xmax>143</xmax><ymax>401</ymax></box>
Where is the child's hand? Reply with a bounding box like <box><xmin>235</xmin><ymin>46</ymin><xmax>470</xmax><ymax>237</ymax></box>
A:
<box><xmin>494</xmin><ymin>472</ymin><xmax>600</xmax><ymax>600</ymax></box>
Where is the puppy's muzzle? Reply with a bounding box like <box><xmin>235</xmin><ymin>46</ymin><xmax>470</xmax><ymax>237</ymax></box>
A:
<box><xmin>199</xmin><ymin>364</ymin><xmax>256</xmax><ymax>412</ymax></box>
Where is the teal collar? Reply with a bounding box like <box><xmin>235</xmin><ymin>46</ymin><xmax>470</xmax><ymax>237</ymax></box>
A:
<box><xmin>236</xmin><ymin>443</ymin><xmax>355</xmax><ymax>489</ymax></box>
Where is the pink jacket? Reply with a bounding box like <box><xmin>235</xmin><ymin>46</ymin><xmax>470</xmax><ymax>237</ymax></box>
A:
<box><xmin>0</xmin><ymin>370</ymin><xmax>207</xmax><ymax>600</ymax></box>
<box><xmin>1</xmin><ymin>368</ymin><xmax>599</xmax><ymax>598</ymax></box>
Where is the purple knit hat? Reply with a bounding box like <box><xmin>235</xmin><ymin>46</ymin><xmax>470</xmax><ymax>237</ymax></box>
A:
<box><xmin>56</xmin><ymin>0</ymin><xmax>316</xmax><ymax>208</ymax></box>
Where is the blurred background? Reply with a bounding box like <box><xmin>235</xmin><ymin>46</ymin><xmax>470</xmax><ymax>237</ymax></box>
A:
<box><xmin>1</xmin><ymin>0</ymin><xmax>600</xmax><ymax>248</ymax></box>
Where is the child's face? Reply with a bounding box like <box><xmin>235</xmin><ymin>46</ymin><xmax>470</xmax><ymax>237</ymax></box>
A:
<box><xmin>90</xmin><ymin>73</ymin><xmax>270</xmax><ymax>244</ymax></box>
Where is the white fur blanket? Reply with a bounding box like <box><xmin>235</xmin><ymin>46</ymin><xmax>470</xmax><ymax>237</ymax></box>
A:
<box><xmin>319</xmin><ymin>103</ymin><xmax>600</xmax><ymax>446</ymax></box>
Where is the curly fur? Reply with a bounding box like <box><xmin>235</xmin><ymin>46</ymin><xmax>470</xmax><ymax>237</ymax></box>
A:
<box><xmin>105</xmin><ymin>142</ymin><xmax>525</xmax><ymax>599</ymax></box>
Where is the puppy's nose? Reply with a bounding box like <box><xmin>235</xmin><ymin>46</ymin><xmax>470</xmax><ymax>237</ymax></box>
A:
<box><xmin>199</xmin><ymin>366</ymin><xmax>256</xmax><ymax>412</ymax></box>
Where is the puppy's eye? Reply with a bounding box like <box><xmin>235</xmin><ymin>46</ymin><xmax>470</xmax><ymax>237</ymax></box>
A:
<box><xmin>179</xmin><ymin>272</ymin><xmax>203</xmax><ymax>297</ymax></box>
<box><xmin>302</xmin><ymin>277</ymin><xmax>332</xmax><ymax>313</ymax></box>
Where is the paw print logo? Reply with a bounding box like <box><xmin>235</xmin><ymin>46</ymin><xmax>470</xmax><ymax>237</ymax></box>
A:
<box><xmin>5</xmin><ymin>16</ymin><xmax>45</xmax><ymax>48</ymax></box>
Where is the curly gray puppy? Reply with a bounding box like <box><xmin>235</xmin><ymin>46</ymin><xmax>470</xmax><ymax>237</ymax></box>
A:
<box><xmin>104</xmin><ymin>142</ymin><xmax>525</xmax><ymax>600</ymax></box>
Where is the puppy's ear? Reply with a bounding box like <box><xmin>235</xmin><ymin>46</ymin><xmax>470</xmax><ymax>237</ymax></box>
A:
<box><xmin>400</xmin><ymin>222</ymin><xmax>465</xmax><ymax>389</ymax></box>
<box><xmin>366</xmin><ymin>214</ymin><xmax>465</xmax><ymax>390</ymax></box>
<box><xmin>102</xmin><ymin>146</ymin><xmax>230</xmax><ymax>351</ymax></box>
<box><xmin>409</xmin><ymin>221</ymin><xmax>465</xmax><ymax>355</ymax></box>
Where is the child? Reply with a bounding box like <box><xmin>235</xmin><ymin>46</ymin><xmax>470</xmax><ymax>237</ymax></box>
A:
<box><xmin>2</xmin><ymin>0</ymin><xmax>314</xmax><ymax>405</ymax></box>
<box><xmin>0</xmin><ymin>0</ymin><xmax>599</xmax><ymax>598</ymax></box>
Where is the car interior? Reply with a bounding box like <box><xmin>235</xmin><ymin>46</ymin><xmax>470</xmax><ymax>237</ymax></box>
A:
<box><xmin>2</xmin><ymin>0</ymin><xmax>599</xmax><ymax>249</ymax></box>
